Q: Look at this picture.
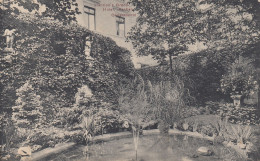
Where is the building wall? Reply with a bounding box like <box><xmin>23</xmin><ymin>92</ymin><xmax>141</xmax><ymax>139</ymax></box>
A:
<box><xmin>76</xmin><ymin>0</ymin><xmax>134</xmax><ymax>50</ymax></box>
<box><xmin>76</xmin><ymin>0</ymin><xmax>158</xmax><ymax>69</ymax></box>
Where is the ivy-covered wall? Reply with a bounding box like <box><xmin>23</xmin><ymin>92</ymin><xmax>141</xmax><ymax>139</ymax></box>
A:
<box><xmin>0</xmin><ymin>13</ymin><xmax>135</xmax><ymax>113</ymax></box>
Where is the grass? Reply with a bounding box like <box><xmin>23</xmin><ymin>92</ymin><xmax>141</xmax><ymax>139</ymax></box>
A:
<box><xmin>183</xmin><ymin>114</ymin><xmax>221</xmax><ymax>126</ymax></box>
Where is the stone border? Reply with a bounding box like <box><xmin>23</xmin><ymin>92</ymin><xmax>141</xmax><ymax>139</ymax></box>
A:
<box><xmin>31</xmin><ymin>132</ymin><xmax>132</xmax><ymax>161</ymax></box>
<box><xmin>31</xmin><ymin>129</ymin><xmax>247</xmax><ymax>161</ymax></box>
<box><xmin>31</xmin><ymin>142</ymin><xmax>76</xmax><ymax>161</ymax></box>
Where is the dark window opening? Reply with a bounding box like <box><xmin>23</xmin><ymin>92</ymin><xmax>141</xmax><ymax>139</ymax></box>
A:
<box><xmin>116</xmin><ymin>16</ymin><xmax>125</xmax><ymax>37</ymax></box>
<box><xmin>84</xmin><ymin>6</ymin><xmax>96</xmax><ymax>30</ymax></box>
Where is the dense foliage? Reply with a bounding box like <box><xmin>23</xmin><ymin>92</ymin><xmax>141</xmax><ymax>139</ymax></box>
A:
<box><xmin>138</xmin><ymin>49</ymin><xmax>259</xmax><ymax>105</ymax></box>
<box><xmin>0</xmin><ymin>13</ymin><xmax>134</xmax><ymax>110</ymax></box>
<box><xmin>128</xmin><ymin>0</ymin><xmax>260</xmax><ymax>75</ymax></box>
<box><xmin>12</xmin><ymin>81</ymin><xmax>44</xmax><ymax>133</ymax></box>
<box><xmin>220</xmin><ymin>59</ymin><xmax>259</xmax><ymax>97</ymax></box>
<box><xmin>0</xmin><ymin>12</ymin><xmax>135</xmax><ymax>154</ymax></box>
<box><xmin>0</xmin><ymin>0</ymin><xmax>80</xmax><ymax>23</ymax></box>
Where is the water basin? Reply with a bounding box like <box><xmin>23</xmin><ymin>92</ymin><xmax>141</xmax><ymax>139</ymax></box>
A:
<box><xmin>42</xmin><ymin>134</ymin><xmax>245</xmax><ymax>161</ymax></box>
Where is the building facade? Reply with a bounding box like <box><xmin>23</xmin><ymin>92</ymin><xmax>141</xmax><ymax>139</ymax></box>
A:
<box><xmin>76</xmin><ymin>0</ymin><xmax>136</xmax><ymax>52</ymax></box>
<box><xmin>76</xmin><ymin>0</ymin><xmax>157</xmax><ymax>68</ymax></box>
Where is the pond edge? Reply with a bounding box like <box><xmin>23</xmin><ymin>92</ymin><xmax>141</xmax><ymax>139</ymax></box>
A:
<box><xmin>31</xmin><ymin>129</ymin><xmax>248</xmax><ymax>161</ymax></box>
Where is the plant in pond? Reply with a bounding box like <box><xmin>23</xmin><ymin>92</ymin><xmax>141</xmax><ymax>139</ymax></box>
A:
<box><xmin>132</xmin><ymin>126</ymin><xmax>140</xmax><ymax>161</ymax></box>
<box><xmin>147</xmin><ymin>77</ymin><xmax>192</xmax><ymax>132</ymax></box>
<box><xmin>212</xmin><ymin>117</ymin><xmax>229</xmax><ymax>137</ymax></box>
<box><xmin>228</xmin><ymin>125</ymin><xmax>254</xmax><ymax>145</ymax></box>
<box><xmin>118</xmin><ymin>74</ymin><xmax>151</xmax><ymax>127</ymax></box>
<box><xmin>81</xmin><ymin>114</ymin><xmax>95</xmax><ymax>143</ymax></box>
<box><xmin>80</xmin><ymin>112</ymin><xmax>95</xmax><ymax>160</ymax></box>
<box><xmin>118</xmin><ymin>74</ymin><xmax>149</xmax><ymax>161</ymax></box>
<box><xmin>158</xmin><ymin>120</ymin><xmax>170</xmax><ymax>134</ymax></box>
<box><xmin>213</xmin><ymin>118</ymin><xmax>255</xmax><ymax>149</ymax></box>
<box><xmin>212</xmin><ymin>146</ymin><xmax>244</xmax><ymax>161</ymax></box>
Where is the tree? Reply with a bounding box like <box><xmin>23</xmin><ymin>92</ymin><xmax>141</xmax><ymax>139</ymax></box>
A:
<box><xmin>127</xmin><ymin>0</ymin><xmax>260</xmax><ymax>74</ymax></box>
<box><xmin>0</xmin><ymin>0</ymin><xmax>80</xmax><ymax>23</ymax></box>
<box><xmin>127</xmin><ymin>0</ymin><xmax>200</xmax><ymax>75</ymax></box>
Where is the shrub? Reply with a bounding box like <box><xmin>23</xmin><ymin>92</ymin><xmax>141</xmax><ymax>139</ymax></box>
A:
<box><xmin>216</xmin><ymin>104</ymin><xmax>260</xmax><ymax>125</ymax></box>
<box><xmin>158</xmin><ymin>120</ymin><xmax>170</xmax><ymax>134</ymax></box>
<box><xmin>219</xmin><ymin>59</ymin><xmax>258</xmax><ymax>97</ymax></box>
<box><xmin>205</xmin><ymin>101</ymin><xmax>221</xmax><ymax>114</ymax></box>
<box><xmin>94</xmin><ymin>108</ymin><xmax>122</xmax><ymax>135</ymax></box>
<box><xmin>220</xmin><ymin>74</ymin><xmax>258</xmax><ymax>96</ymax></box>
<box><xmin>11</xmin><ymin>81</ymin><xmax>44</xmax><ymax>140</ymax></box>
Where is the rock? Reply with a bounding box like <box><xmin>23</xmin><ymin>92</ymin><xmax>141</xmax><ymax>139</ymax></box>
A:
<box><xmin>183</xmin><ymin>123</ymin><xmax>189</xmax><ymax>131</ymax></box>
<box><xmin>31</xmin><ymin>144</ymin><xmax>42</xmax><ymax>152</ymax></box>
<box><xmin>197</xmin><ymin>147</ymin><xmax>213</xmax><ymax>156</ymax></box>
<box><xmin>18</xmin><ymin>146</ymin><xmax>32</xmax><ymax>156</ymax></box>
<box><xmin>122</xmin><ymin>121</ymin><xmax>129</xmax><ymax>128</ymax></box>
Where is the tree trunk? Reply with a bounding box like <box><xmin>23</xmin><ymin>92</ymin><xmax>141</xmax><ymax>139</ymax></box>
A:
<box><xmin>169</xmin><ymin>53</ymin><xmax>173</xmax><ymax>76</ymax></box>
<box><xmin>257</xmin><ymin>70</ymin><xmax>260</xmax><ymax>109</ymax></box>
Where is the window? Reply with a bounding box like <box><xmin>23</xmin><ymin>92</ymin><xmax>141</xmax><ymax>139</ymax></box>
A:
<box><xmin>116</xmin><ymin>16</ymin><xmax>125</xmax><ymax>37</ymax></box>
<box><xmin>84</xmin><ymin>6</ymin><xmax>95</xmax><ymax>30</ymax></box>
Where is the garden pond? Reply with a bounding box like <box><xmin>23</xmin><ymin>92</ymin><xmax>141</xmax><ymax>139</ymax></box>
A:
<box><xmin>40</xmin><ymin>134</ymin><xmax>245</xmax><ymax>161</ymax></box>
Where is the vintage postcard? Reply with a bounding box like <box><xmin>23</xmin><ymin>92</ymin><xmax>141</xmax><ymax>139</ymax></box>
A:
<box><xmin>0</xmin><ymin>0</ymin><xmax>259</xmax><ymax>161</ymax></box>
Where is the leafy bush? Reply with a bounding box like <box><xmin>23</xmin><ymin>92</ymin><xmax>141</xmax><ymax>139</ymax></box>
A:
<box><xmin>205</xmin><ymin>101</ymin><xmax>221</xmax><ymax>114</ymax></box>
<box><xmin>94</xmin><ymin>108</ymin><xmax>122</xmax><ymax>134</ymax></box>
<box><xmin>220</xmin><ymin>74</ymin><xmax>258</xmax><ymax>96</ymax></box>
<box><xmin>219</xmin><ymin>59</ymin><xmax>258</xmax><ymax>97</ymax></box>
<box><xmin>216</xmin><ymin>104</ymin><xmax>260</xmax><ymax>125</ymax></box>
<box><xmin>158</xmin><ymin>120</ymin><xmax>170</xmax><ymax>134</ymax></box>
<box><xmin>11</xmin><ymin>81</ymin><xmax>44</xmax><ymax>143</ymax></box>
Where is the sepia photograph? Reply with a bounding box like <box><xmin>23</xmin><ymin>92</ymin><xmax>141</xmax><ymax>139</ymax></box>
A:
<box><xmin>0</xmin><ymin>0</ymin><xmax>260</xmax><ymax>161</ymax></box>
